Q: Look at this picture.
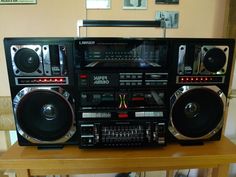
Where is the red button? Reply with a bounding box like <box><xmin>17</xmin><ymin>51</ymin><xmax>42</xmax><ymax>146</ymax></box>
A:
<box><xmin>118</xmin><ymin>113</ymin><xmax>128</xmax><ymax>118</ymax></box>
<box><xmin>80</xmin><ymin>74</ymin><xmax>88</xmax><ymax>79</ymax></box>
<box><xmin>132</xmin><ymin>97</ymin><xmax>145</xmax><ymax>101</ymax></box>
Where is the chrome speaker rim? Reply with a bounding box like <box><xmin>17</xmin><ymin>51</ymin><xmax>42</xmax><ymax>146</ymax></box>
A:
<box><xmin>13</xmin><ymin>87</ymin><xmax>76</xmax><ymax>144</ymax></box>
<box><xmin>169</xmin><ymin>85</ymin><xmax>226</xmax><ymax>140</ymax></box>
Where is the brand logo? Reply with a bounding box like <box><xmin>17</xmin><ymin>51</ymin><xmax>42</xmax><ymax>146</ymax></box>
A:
<box><xmin>93</xmin><ymin>76</ymin><xmax>110</xmax><ymax>85</ymax></box>
<box><xmin>79</xmin><ymin>41</ymin><xmax>95</xmax><ymax>45</ymax></box>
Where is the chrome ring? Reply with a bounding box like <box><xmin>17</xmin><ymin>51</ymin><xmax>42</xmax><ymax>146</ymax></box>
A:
<box><xmin>169</xmin><ymin>85</ymin><xmax>226</xmax><ymax>140</ymax></box>
<box><xmin>13</xmin><ymin>87</ymin><xmax>76</xmax><ymax>144</ymax></box>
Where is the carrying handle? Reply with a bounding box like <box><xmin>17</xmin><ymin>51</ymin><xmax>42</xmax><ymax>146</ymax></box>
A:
<box><xmin>77</xmin><ymin>19</ymin><xmax>166</xmax><ymax>37</ymax></box>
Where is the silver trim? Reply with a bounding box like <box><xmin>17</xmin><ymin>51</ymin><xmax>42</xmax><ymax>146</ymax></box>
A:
<box><xmin>120</xmin><ymin>73</ymin><xmax>143</xmax><ymax>75</ymax></box>
<box><xmin>82</xmin><ymin>112</ymin><xmax>111</xmax><ymax>118</ymax></box>
<box><xmin>10</xmin><ymin>45</ymin><xmax>43</xmax><ymax>76</ymax></box>
<box><xmin>145</xmin><ymin>73</ymin><xmax>168</xmax><ymax>75</ymax></box>
<box><xmin>177</xmin><ymin>45</ymin><xmax>186</xmax><ymax>75</ymax></box>
<box><xmin>42</xmin><ymin>45</ymin><xmax>52</xmax><ymax>76</ymax></box>
<box><xmin>85</xmin><ymin>61</ymin><xmax>99</xmax><ymax>67</ymax></box>
<box><xmin>120</xmin><ymin>80</ymin><xmax>142</xmax><ymax>82</ymax></box>
<box><xmin>59</xmin><ymin>45</ymin><xmax>66</xmax><ymax>75</ymax></box>
<box><xmin>13</xmin><ymin>87</ymin><xmax>76</xmax><ymax>144</ymax></box>
<box><xmin>145</xmin><ymin>80</ymin><xmax>168</xmax><ymax>82</ymax></box>
<box><xmin>135</xmin><ymin>111</ymin><xmax>164</xmax><ymax>117</ymax></box>
<box><xmin>169</xmin><ymin>85</ymin><xmax>226</xmax><ymax>140</ymax></box>
<box><xmin>193</xmin><ymin>45</ymin><xmax>201</xmax><ymax>75</ymax></box>
<box><xmin>199</xmin><ymin>46</ymin><xmax>229</xmax><ymax>75</ymax></box>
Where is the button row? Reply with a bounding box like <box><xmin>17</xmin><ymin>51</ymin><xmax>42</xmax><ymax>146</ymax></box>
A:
<box><xmin>120</xmin><ymin>82</ymin><xmax>142</xmax><ymax>86</ymax></box>
<box><xmin>120</xmin><ymin>73</ymin><xmax>143</xmax><ymax>79</ymax></box>
<box><xmin>135</xmin><ymin>111</ymin><xmax>164</xmax><ymax>118</ymax></box>
<box><xmin>82</xmin><ymin>112</ymin><xmax>111</xmax><ymax>118</ymax></box>
<box><xmin>120</xmin><ymin>75</ymin><xmax>143</xmax><ymax>79</ymax></box>
<box><xmin>145</xmin><ymin>81</ymin><xmax>167</xmax><ymax>86</ymax></box>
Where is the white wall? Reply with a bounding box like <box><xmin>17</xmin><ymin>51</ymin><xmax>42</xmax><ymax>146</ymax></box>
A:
<box><xmin>0</xmin><ymin>0</ymin><xmax>229</xmax><ymax>96</ymax></box>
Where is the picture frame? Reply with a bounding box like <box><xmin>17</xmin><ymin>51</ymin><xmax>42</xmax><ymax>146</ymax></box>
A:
<box><xmin>156</xmin><ymin>11</ymin><xmax>179</xmax><ymax>28</ymax></box>
<box><xmin>155</xmin><ymin>0</ymin><xmax>179</xmax><ymax>4</ymax></box>
<box><xmin>123</xmin><ymin>0</ymin><xmax>147</xmax><ymax>9</ymax></box>
<box><xmin>86</xmin><ymin>0</ymin><xmax>111</xmax><ymax>9</ymax></box>
<box><xmin>0</xmin><ymin>0</ymin><xmax>37</xmax><ymax>5</ymax></box>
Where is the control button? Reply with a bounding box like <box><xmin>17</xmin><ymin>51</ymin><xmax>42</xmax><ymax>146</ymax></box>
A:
<box><xmin>101</xmin><ymin>113</ymin><xmax>111</xmax><ymax>118</ymax></box>
<box><xmin>92</xmin><ymin>94</ymin><xmax>101</xmax><ymax>103</ymax></box>
<box><xmin>131</xmin><ymin>82</ymin><xmax>136</xmax><ymax>86</ymax></box>
<box><xmin>96</xmin><ymin>113</ymin><xmax>102</xmax><ymax>118</ymax></box>
<box><xmin>126</xmin><ymin>75</ymin><xmax>131</xmax><ymax>79</ymax></box>
<box><xmin>150</xmin><ymin>74</ymin><xmax>161</xmax><ymax>79</ymax></box>
<box><xmin>154</xmin><ymin>112</ymin><xmax>163</xmax><ymax>117</ymax></box>
<box><xmin>81</xmin><ymin>136</ymin><xmax>94</xmax><ymax>146</ymax></box>
<box><xmin>118</xmin><ymin>113</ymin><xmax>129</xmax><ymax>118</ymax></box>
<box><xmin>144</xmin><ymin>112</ymin><xmax>151</xmax><ymax>117</ymax></box>
<box><xmin>102</xmin><ymin>93</ymin><xmax>114</xmax><ymax>101</ymax></box>
<box><xmin>81</xmin><ymin>93</ymin><xmax>87</xmax><ymax>99</ymax></box>
<box><xmin>126</xmin><ymin>82</ymin><xmax>131</xmax><ymax>86</ymax></box>
<box><xmin>135</xmin><ymin>112</ymin><xmax>145</xmax><ymax>117</ymax></box>
<box><xmin>120</xmin><ymin>75</ymin><xmax>125</xmax><ymax>79</ymax></box>
<box><xmin>132</xmin><ymin>75</ymin><xmax>136</xmax><ymax>79</ymax></box>
<box><xmin>137</xmin><ymin>82</ymin><xmax>142</xmax><ymax>86</ymax></box>
<box><xmin>146</xmin><ymin>82</ymin><xmax>151</xmax><ymax>86</ymax></box>
<box><xmin>80</xmin><ymin>80</ymin><xmax>88</xmax><ymax>86</ymax></box>
<box><xmin>79</xmin><ymin>74</ymin><xmax>88</xmax><ymax>79</ymax></box>
<box><xmin>137</xmin><ymin>75</ymin><xmax>142</xmax><ymax>79</ymax></box>
<box><xmin>132</xmin><ymin>97</ymin><xmax>145</xmax><ymax>101</ymax></box>
<box><xmin>120</xmin><ymin>82</ymin><xmax>125</xmax><ymax>86</ymax></box>
<box><xmin>82</xmin><ymin>113</ymin><xmax>97</xmax><ymax>118</ymax></box>
<box><xmin>158</xmin><ymin>137</ymin><xmax>165</xmax><ymax>144</ymax></box>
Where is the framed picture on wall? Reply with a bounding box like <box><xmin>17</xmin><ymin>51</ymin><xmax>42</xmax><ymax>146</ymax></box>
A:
<box><xmin>86</xmin><ymin>0</ymin><xmax>111</xmax><ymax>9</ymax></box>
<box><xmin>155</xmin><ymin>0</ymin><xmax>179</xmax><ymax>4</ymax></box>
<box><xmin>0</xmin><ymin>0</ymin><xmax>37</xmax><ymax>4</ymax></box>
<box><xmin>156</xmin><ymin>11</ymin><xmax>179</xmax><ymax>28</ymax></box>
<box><xmin>123</xmin><ymin>0</ymin><xmax>147</xmax><ymax>9</ymax></box>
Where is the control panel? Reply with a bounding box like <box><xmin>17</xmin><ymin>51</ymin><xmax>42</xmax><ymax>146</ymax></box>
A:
<box><xmin>79</xmin><ymin>121</ymin><xmax>166</xmax><ymax>147</ymax></box>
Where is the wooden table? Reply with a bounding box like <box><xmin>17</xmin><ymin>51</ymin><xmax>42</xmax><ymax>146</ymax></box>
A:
<box><xmin>0</xmin><ymin>136</ymin><xmax>236</xmax><ymax>177</ymax></box>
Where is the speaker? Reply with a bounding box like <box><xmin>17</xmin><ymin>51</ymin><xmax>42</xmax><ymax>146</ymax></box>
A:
<box><xmin>169</xmin><ymin>85</ymin><xmax>225</xmax><ymax>140</ymax></box>
<box><xmin>4</xmin><ymin>38</ymin><xmax>78</xmax><ymax>147</ymax></box>
<box><xmin>168</xmin><ymin>38</ymin><xmax>235</xmax><ymax>143</ymax></box>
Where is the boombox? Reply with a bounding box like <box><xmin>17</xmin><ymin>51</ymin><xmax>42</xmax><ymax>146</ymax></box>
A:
<box><xmin>3</xmin><ymin>37</ymin><xmax>235</xmax><ymax>148</ymax></box>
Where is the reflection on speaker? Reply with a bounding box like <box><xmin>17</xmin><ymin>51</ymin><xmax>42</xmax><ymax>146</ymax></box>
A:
<box><xmin>13</xmin><ymin>87</ymin><xmax>76</xmax><ymax>144</ymax></box>
<box><xmin>169</xmin><ymin>86</ymin><xmax>226</xmax><ymax>140</ymax></box>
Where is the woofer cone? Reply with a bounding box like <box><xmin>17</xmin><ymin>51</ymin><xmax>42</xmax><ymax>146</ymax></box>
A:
<box><xmin>169</xmin><ymin>86</ymin><xmax>226</xmax><ymax>140</ymax></box>
<box><xmin>13</xmin><ymin>87</ymin><xmax>76</xmax><ymax>144</ymax></box>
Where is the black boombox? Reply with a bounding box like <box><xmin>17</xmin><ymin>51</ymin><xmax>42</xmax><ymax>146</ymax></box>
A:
<box><xmin>3</xmin><ymin>37</ymin><xmax>235</xmax><ymax>148</ymax></box>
